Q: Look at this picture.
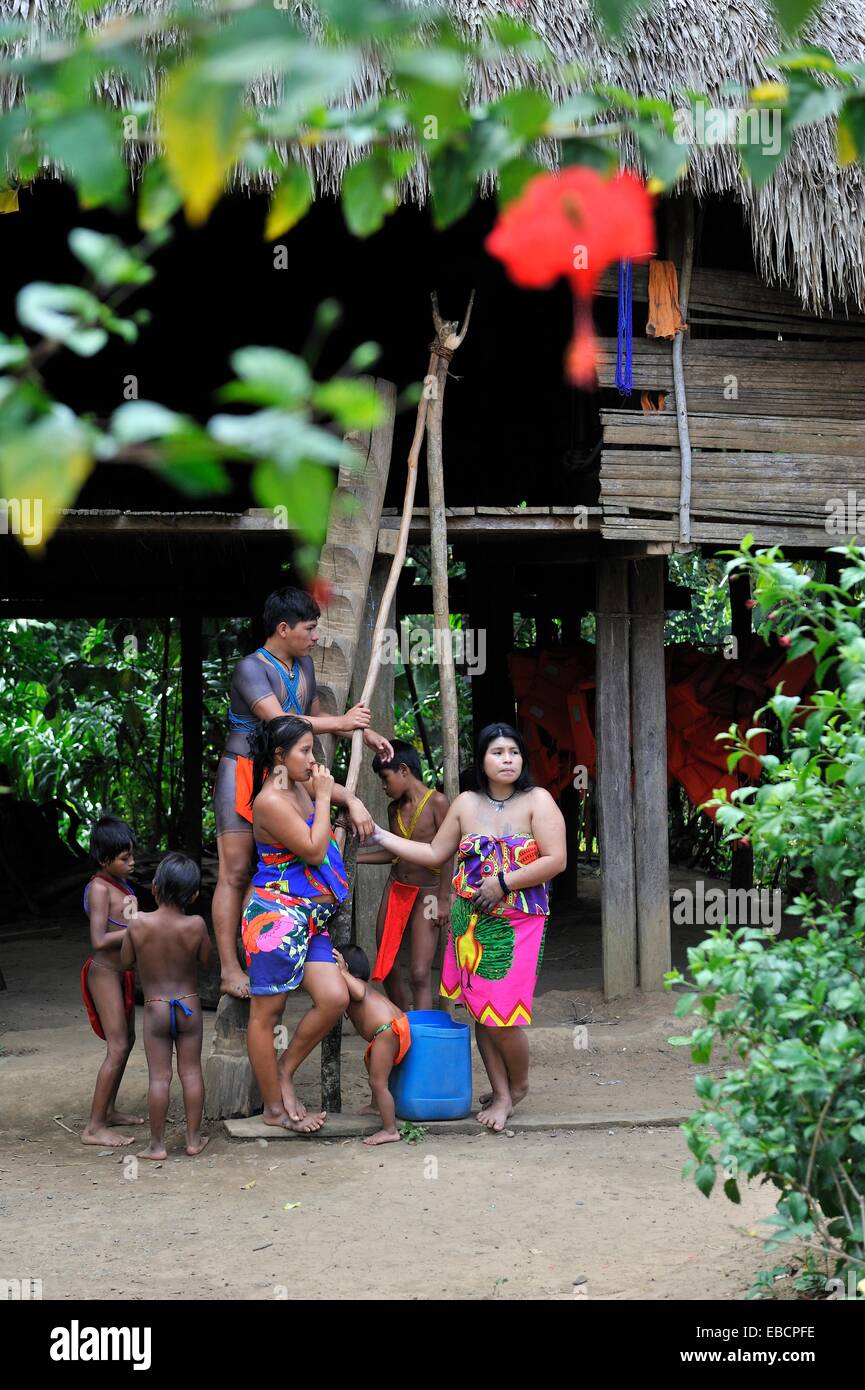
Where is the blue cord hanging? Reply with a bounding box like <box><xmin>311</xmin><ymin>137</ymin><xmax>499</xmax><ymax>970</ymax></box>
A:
<box><xmin>615</xmin><ymin>258</ymin><xmax>633</xmax><ymax>396</ymax></box>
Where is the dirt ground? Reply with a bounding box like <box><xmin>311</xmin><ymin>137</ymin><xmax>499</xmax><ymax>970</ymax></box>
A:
<box><xmin>0</xmin><ymin>887</ymin><xmax>786</xmax><ymax>1301</ymax></box>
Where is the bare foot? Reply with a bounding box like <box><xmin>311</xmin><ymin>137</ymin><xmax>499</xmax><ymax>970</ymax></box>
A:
<box><xmin>278</xmin><ymin>1070</ymin><xmax>308</xmax><ymax>1121</ymax></box>
<box><xmin>477</xmin><ymin>1095</ymin><xmax>512</xmax><ymax>1133</ymax></box>
<box><xmin>362</xmin><ymin>1129</ymin><xmax>401</xmax><ymax>1147</ymax></box>
<box><xmin>358</xmin><ymin>1101</ymin><xmax>380</xmax><ymax>1116</ymax></box>
<box><xmin>220</xmin><ymin>970</ymin><xmax>250</xmax><ymax>1000</ymax></box>
<box><xmin>263</xmin><ymin>1109</ymin><xmax>326</xmax><ymax>1134</ymax></box>
<box><xmin>478</xmin><ymin>1085</ymin><xmax>527</xmax><ymax>1110</ymax></box>
<box><xmin>138</xmin><ymin>1140</ymin><xmax>168</xmax><ymax>1161</ymax></box>
<box><xmin>478</xmin><ymin>1091</ymin><xmax>493</xmax><ymax>1108</ymax></box>
<box><xmin>81</xmin><ymin>1125</ymin><xmax>134</xmax><ymax>1148</ymax></box>
<box><xmin>185</xmin><ymin>1133</ymin><xmax>210</xmax><ymax>1157</ymax></box>
<box><xmin>106</xmin><ymin>1110</ymin><xmax>144</xmax><ymax>1127</ymax></box>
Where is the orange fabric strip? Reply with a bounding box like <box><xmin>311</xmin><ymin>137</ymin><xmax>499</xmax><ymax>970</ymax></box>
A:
<box><xmin>371</xmin><ymin>880</ymin><xmax>420</xmax><ymax>981</ymax></box>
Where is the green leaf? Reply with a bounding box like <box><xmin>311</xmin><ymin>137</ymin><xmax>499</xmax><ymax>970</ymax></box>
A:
<box><xmin>137</xmin><ymin>160</ymin><xmax>183</xmax><ymax>232</ymax></box>
<box><xmin>739</xmin><ymin>117</ymin><xmax>793</xmax><ymax>188</ymax></box>
<box><xmin>497</xmin><ymin>156</ymin><xmax>544</xmax><ymax>206</ymax></box>
<box><xmin>265</xmin><ymin>161</ymin><xmax>314</xmax><ymax>239</ymax></box>
<box><xmin>0</xmin><ymin>334</ymin><xmax>27</xmax><ymax>370</ymax></box>
<box><xmin>160</xmin><ymin>63</ymin><xmax>246</xmax><ymax>225</ymax></box>
<box><xmin>227</xmin><ymin>347</ymin><xmax>312</xmax><ymax>409</ymax></box>
<box><xmin>695</xmin><ymin>1163</ymin><xmax>715</xmax><ymax>1198</ymax></box>
<box><xmin>252</xmin><ymin>458</ymin><xmax>335</xmax><ymax>545</ymax></box>
<box><xmin>429</xmin><ymin>144</ymin><xmax>476</xmax><ymax>229</ymax></box>
<box><xmin>592</xmin><ymin>0</ymin><xmax>645</xmax><ymax>38</ymax></box>
<box><xmin>40</xmin><ymin>108</ymin><xmax>127</xmax><ymax>208</ymax></box>
<box><xmin>784</xmin><ymin>73</ymin><xmax>843</xmax><ymax>130</ymax></box>
<box><xmin>151</xmin><ymin>439</ymin><xmax>232</xmax><ymax>497</ymax></box>
<box><xmin>772</xmin><ymin>0</ymin><xmax>822</xmax><ymax>36</ymax></box>
<box><xmin>494</xmin><ymin>88</ymin><xmax>552</xmax><ymax>140</ymax></box>
<box><xmin>633</xmin><ymin>122</ymin><xmax>688</xmax><ymax>189</ymax></box>
<box><xmin>110</xmin><ymin>400</ymin><xmax>190</xmax><ymax>444</ymax></box>
<box><xmin>68</xmin><ymin>228</ymin><xmax>154</xmax><ymax>288</ymax></box>
<box><xmin>723</xmin><ymin>1179</ymin><xmax>741</xmax><ymax>1205</ymax></box>
<box><xmin>341</xmin><ymin>155</ymin><xmax>397</xmax><ymax>237</ymax></box>
<box><xmin>312</xmin><ymin>379</ymin><xmax>385</xmax><ymax>429</ymax></box>
<box><xmin>0</xmin><ymin>406</ymin><xmax>93</xmax><ymax>545</ymax></box>
<box><xmin>16</xmin><ymin>283</ymin><xmax>108</xmax><ymax>356</ymax></box>
<box><xmin>674</xmin><ymin>992</ymin><xmax>699</xmax><ymax>1018</ymax></box>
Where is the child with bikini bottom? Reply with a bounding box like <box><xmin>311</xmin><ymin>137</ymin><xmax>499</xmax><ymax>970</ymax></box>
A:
<box><xmin>357</xmin><ymin>742</ymin><xmax>451</xmax><ymax>1011</ymax></box>
<box><xmin>336</xmin><ymin>946</ymin><xmax>412</xmax><ymax>1148</ymax></box>
<box><xmin>81</xmin><ymin>815</ymin><xmax>143</xmax><ymax>1148</ymax></box>
<box><xmin>121</xmin><ymin>853</ymin><xmax>211</xmax><ymax>1159</ymax></box>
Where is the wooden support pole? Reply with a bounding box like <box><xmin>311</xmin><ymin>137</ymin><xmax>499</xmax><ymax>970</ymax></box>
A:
<box><xmin>180</xmin><ymin>614</ymin><xmax>203</xmax><ymax>864</ymax></box>
<box><xmin>674</xmin><ymin>194</ymin><xmax>696</xmax><ymax>544</ymax></box>
<box><xmin>596</xmin><ymin>558</ymin><xmax>637</xmax><ymax>998</ymax></box>
<box><xmin>629</xmin><ymin>558</ymin><xmax>671</xmax><ymax>990</ymax></box>
<box><xmin>426</xmin><ymin>290</ymin><xmax>474</xmax><ymax>804</ymax></box>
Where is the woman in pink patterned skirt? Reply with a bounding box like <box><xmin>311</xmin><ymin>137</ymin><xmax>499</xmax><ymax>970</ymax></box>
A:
<box><xmin>368</xmin><ymin>722</ymin><xmax>566</xmax><ymax>1132</ymax></box>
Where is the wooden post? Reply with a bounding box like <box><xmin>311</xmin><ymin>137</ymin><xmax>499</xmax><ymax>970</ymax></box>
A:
<box><xmin>595</xmin><ymin>558</ymin><xmax>637</xmax><ymax>998</ymax></box>
<box><xmin>630</xmin><ymin>558</ymin><xmax>670</xmax><ymax>990</ymax></box>
<box><xmin>674</xmin><ymin>194</ymin><xmax>696</xmax><ymax>543</ymax></box>
<box><xmin>180</xmin><ymin>614</ymin><xmax>202</xmax><ymax>864</ymax></box>
<box><xmin>425</xmin><ymin>290</ymin><xmax>474</xmax><ymax>804</ymax></box>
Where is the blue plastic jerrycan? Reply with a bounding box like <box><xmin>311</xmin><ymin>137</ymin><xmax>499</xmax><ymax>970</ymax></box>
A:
<box><xmin>388</xmin><ymin>1009</ymin><xmax>473</xmax><ymax>1121</ymax></box>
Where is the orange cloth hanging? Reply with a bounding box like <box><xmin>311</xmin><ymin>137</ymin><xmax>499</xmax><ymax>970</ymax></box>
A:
<box><xmin>646</xmin><ymin>259</ymin><xmax>687</xmax><ymax>339</ymax></box>
<box><xmin>371</xmin><ymin>880</ymin><xmax>420</xmax><ymax>981</ymax></box>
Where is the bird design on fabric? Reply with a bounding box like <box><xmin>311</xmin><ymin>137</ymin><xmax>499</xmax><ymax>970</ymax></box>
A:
<box><xmin>451</xmin><ymin>896</ymin><xmax>514</xmax><ymax>982</ymax></box>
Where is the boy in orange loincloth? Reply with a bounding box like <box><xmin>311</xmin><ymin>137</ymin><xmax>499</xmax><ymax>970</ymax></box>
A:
<box><xmin>81</xmin><ymin>816</ymin><xmax>143</xmax><ymax>1147</ymax></box>
<box><xmin>335</xmin><ymin>946</ymin><xmax>411</xmax><ymax>1147</ymax></box>
<box><xmin>121</xmin><ymin>853</ymin><xmax>211</xmax><ymax>1159</ymax></box>
<box><xmin>357</xmin><ymin>741</ymin><xmax>450</xmax><ymax>1010</ymax></box>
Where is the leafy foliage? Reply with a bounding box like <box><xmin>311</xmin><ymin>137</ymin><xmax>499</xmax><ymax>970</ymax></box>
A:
<box><xmin>0</xmin><ymin>614</ymin><xmax>251</xmax><ymax>851</ymax></box>
<box><xmin>668</xmin><ymin>542</ymin><xmax>865</xmax><ymax>1293</ymax></box>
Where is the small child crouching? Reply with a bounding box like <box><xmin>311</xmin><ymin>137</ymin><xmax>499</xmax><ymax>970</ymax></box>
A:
<box><xmin>336</xmin><ymin>946</ymin><xmax>411</xmax><ymax>1148</ymax></box>
<box><xmin>121</xmin><ymin>853</ymin><xmax>211</xmax><ymax>1160</ymax></box>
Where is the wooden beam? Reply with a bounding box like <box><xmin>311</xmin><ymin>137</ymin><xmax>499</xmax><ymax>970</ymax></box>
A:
<box><xmin>595</xmin><ymin>559</ymin><xmax>637</xmax><ymax>998</ymax></box>
<box><xmin>180</xmin><ymin>615</ymin><xmax>203</xmax><ymax>865</ymax></box>
<box><xmin>629</xmin><ymin>559</ymin><xmax>670</xmax><ymax>991</ymax></box>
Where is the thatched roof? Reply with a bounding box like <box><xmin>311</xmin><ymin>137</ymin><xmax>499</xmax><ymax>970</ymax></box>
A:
<box><xmin>3</xmin><ymin>0</ymin><xmax>865</xmax><ymax>314</ymax></box>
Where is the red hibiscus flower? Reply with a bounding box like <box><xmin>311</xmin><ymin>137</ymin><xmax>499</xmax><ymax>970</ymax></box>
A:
<box><xmin>485</xmin><ymin>167</ymin><xmax>656</xmax><ymax>385</ymax></box>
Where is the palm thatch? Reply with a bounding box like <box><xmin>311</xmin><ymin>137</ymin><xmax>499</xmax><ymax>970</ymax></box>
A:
<box><xmin>3</xmin><ymin>1</ymin><xmax>865</xmax><ymax>314</ymax></box>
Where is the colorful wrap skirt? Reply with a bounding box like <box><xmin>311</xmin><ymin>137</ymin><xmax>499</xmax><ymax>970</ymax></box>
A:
<box><xmin>440</xmin><ymin>894</ymin><xmax>548</xmax><ymax>1028</ymax></box>
<box><xmin>241</xmin><ymin>890</ymin><xmax>337</xmax><ymax>995</ymax></box>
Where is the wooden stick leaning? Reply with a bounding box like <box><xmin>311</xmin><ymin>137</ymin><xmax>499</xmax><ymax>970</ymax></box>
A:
<box><xmin>427</xmin><ymin>290</ymin><xmax>474</xmax><ymax>805</ymax></box>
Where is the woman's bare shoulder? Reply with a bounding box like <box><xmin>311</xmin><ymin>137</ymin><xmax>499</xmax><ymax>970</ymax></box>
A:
<box><xmin>527</xmin><ymin>786</ymin><xmax>559</xmax><ymax>810</ymax></box>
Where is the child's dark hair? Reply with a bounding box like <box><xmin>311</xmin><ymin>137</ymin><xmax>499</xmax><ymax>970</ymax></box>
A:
<box><xmin>263</xmin><ymin>586</ymin><xmax>320</xmax><ymax>637</ymax></box>
<box><xmin>341</xmin><ymin>944</ymin><xmax>371</xmax><ymax>981</ymax></box>
<box><xmin>247</xmin><ymin>715</ymin><xmax>313</xmax><ymax>802</ymax></box>
<box><xmin>372</xmin><ymin>738</ymin><xmax>423</xmax><ymax>780</ymax></box>
<box><xmin>475</xmin><ymin>722</ymin><xmax>534</xmax><ymax>797</ymax></box>
<box><xmin>153</xmin><ymin>853</ymin><xmax>201</xmax><ymax>911</ymax></box>
<box><xmin>90</xmin><ymin>815</ymin><xmax>136</xmax><ymax>866</ymax></box>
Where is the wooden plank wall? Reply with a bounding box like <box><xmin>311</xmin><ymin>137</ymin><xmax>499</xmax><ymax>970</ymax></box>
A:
<box><xmin>596</xmin><ymin>336</ymin><xmax>865</xmax><ymax>545</ymax></box>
